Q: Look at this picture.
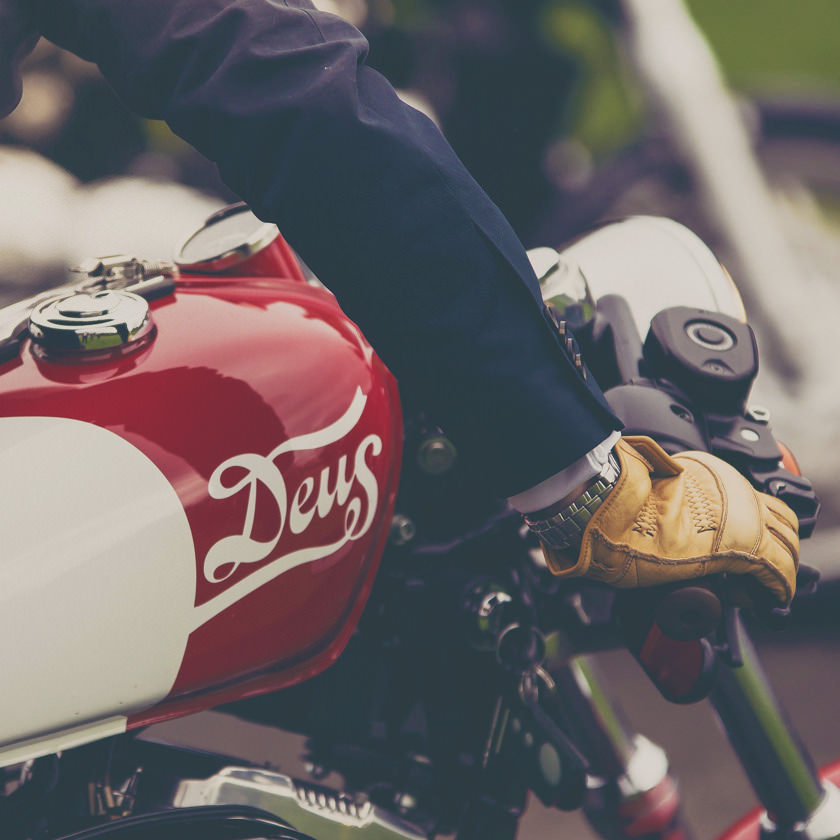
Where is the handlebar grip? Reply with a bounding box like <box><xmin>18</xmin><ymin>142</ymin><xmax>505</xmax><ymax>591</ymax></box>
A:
<box><xmin>612</xmin><ymin>584</ymin><xmax>721</xmax><ymax>704</ymax></box>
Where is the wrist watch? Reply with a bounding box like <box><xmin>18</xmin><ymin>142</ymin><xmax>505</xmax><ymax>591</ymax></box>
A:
<box><xmin>523</xmin><ymin>451</ymin><xmax>621</xmax><ymax>552</ymax></box>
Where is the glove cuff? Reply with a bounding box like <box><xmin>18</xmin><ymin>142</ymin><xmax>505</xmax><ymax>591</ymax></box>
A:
<box><xmin>526</xmin><ymin>451</ymin><xmax>620</xmax><ymax>576</ymax></box>
<box><xmin>539</xmin><ymin>436</ymin><xmax>680</xmax><ymax>578</ymax></box>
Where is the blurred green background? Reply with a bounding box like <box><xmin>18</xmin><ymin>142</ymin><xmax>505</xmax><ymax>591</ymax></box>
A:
<box><xmin>5</xmin><ymin>0</ymin><xmax>838</xmax><ymax>233</ymax></box>
<box><xmin>689</xmin><ymin>0</ymin><xmax>840</xmax><ymax>91</ymax></box>
<box><xmin>348</xmin><ymin>0</ymin><xmax>840</xmax><ymax>241</ymax></box>
<box><xmin>542</xmin><ymin>0</ymin><xmax>840</xmax><ymax>156</ymax></box>
<box><xmin>3</xmin><ymin>0</ymin><xmax>839</xmax><ymax>259</ymax></box>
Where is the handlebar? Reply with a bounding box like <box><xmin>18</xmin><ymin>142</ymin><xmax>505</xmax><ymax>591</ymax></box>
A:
<box><xmin>572</xmin><ymin>293</ymin><xmax>819</xmax><ymax>536</ymax></box>
<box><xmin>554</xmin><ymin>290</ymin><xmax>822</xmax><ymax>700</ymax></box>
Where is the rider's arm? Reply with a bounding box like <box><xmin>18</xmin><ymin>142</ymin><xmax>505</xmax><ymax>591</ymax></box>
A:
<box><xmin>25</xmin><ymin>0</ymin><xmax>621</xmax><ymax>498</ymax></box>
<box><xmin>2</xmin><ymin>0</ymin><xmax>800</xmax><ymax>604</ymax></box>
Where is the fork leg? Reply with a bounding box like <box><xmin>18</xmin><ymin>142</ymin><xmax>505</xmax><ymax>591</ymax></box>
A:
<box><xmin>708</xmin><ymin>614</ymin><xmax>840</xmax><ymax>837</ymax></box>
<box><xmin>548</xmin><ymin>653</ymin><xmax>692</xmax><ymax>840</ymax></box>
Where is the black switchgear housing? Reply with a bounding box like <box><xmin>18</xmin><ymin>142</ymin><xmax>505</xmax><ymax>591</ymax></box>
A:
<box><xmin>643</xmin><ymin>307</ymin><xmax>759</xmax><ymax>414</ymax></box>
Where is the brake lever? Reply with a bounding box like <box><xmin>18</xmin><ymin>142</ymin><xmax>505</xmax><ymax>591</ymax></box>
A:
<box><xmin>610</xmin><ymin>570</ymin><xmax>818</xmax><ymax>704</ymax></box>
<box><xmin>707</xmin><ymin>413</ymin><xmax>821</xmax><ymax>537</ymax></box>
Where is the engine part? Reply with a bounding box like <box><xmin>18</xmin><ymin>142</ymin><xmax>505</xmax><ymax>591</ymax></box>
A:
<box><xmin>174</xmin><ymin>767</ymin><xmax>428</xmax><ymax>840</ymax></box>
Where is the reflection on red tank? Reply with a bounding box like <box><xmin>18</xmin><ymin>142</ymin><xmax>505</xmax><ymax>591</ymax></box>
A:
<box><xmin>0</xmin><ymin>254</ymin><xmax>402</xmax><ymax>729</ymax></box>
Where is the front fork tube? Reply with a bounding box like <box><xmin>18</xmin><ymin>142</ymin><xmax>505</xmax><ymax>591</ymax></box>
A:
<box><xmin>546</xmin><ymin>647</ymin><xmax>692</xmax><ymax>840</ymax></box>
<box><xmin>708</xmin><ymin>616</ymin><xmax>840</xmax><ymax>838</ymax></box>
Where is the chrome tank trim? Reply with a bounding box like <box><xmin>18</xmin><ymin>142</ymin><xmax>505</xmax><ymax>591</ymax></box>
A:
<box><xmin>0</xmin><ymin>716</ymin><xmax>127</xmax><ymax>769</ymax></box>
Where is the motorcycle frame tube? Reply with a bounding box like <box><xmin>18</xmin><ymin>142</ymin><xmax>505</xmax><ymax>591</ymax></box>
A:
<box><xmin>708</xmin><ymin>613</ymin><xmax>826</xmax><ymax>829</ymax></box>
<box><xmin>548</xmin><ymin>652</ymin><xmax>638</xmax><ymax>778</ymax></box>
<box><xmin>548</xmin><ymin>652</ymin><xmax>687</xmax><ymax>837</ymax></box>
<box><xmin>718</xmin><ymin>776</ymin><xmax>840</xmax><ymax>840</ymax></box>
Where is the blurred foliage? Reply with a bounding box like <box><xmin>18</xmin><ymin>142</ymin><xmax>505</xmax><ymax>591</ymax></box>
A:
<box><xmin>377</xmin><ymin>0</ymin><xmax>840</xmax><ymax>158</ymax></box>
<box><xmin>537</xmin><ymin>1</ymin><xmax>640</xmax><ymax>156</ymax></box>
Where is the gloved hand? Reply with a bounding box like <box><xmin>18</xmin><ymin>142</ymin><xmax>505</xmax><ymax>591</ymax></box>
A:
<box><xmin>0</xmin><ymin>0</ymin><xmax>39</xmax><ymax>117</ymax></box>
<box><xmin>542</xmin><ymin>436</ymin><xmax>800</xmax><ymax>607</ymax></box>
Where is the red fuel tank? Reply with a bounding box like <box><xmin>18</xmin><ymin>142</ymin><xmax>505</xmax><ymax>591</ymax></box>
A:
<box><xmin>0</xmin><ymin>206</ymin><xmax>402</xmax><ymax>762</ymax></box>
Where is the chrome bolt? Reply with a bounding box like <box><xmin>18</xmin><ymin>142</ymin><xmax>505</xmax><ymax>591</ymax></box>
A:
<box><xmin>417</xmin><ymin>436</ymin><xmax>457</xmax><ymax>475</ymax></box>
<box><xmin>390</xmin><ymin>514</ymin><xmax>416</xmax><ymax>546</ymax></box>
<box><xmin>747</xmin><ymin>405</ymin><xmax>771</xmax><ymax>424</ymax></box>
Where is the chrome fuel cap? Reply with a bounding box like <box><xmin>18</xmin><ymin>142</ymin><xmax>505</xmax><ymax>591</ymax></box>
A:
<box><xmin>29</xmin><ymin>289</ymin><xmax>153</xmax><ymax>354</ymax></box>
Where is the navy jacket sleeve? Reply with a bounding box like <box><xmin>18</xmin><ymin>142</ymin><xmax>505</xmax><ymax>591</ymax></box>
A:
<box><xmin>32</xmin><ymin>0</ymin><xmax>621</xmax><ymax>496</ymax></box>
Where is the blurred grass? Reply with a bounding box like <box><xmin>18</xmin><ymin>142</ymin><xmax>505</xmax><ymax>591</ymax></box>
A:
<box><xmin>687</xmin><ymin>0</ymin><xmax>840</xmax><ymax>94</ymax></box>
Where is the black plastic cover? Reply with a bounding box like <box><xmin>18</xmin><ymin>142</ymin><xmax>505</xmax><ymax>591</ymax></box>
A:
<box><xmin>644</xmin><ymin>307</ymin><xmax>759</xmax><ymax>414</ymax></box>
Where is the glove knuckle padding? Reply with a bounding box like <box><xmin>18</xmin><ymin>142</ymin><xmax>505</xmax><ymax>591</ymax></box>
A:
<box><xmin>551</xmin><ymin>436</ymin><xmax>801</xmax><ymax>606</ymax></box>
<box><xmin>673</xmin><ymin>451</ymin><xmax>762</xmax><ymax>555</ymax></box>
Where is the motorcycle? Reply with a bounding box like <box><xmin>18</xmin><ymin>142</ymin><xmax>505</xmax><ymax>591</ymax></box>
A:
<box><xmin>0</xmin><ymin>207</ymin><xmax>829</xmax><ymax>839</ymax></box>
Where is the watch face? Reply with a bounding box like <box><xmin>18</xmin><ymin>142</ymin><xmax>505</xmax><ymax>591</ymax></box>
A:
<box><xmin>175</xmin><ymin>202</ymin><xmax>280</xmax><ymax>273</ymax></box>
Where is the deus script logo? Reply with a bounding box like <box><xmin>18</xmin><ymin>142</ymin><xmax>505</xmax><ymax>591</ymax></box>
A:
<box><xmin>191</xmin><ymin>388</ymin><xmax>382</xmax><ymax>630</ymax></box>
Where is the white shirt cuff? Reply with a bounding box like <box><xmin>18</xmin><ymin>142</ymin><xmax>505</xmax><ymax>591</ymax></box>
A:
<box><xmin>507</xmin><ymin>431</ymin><xmax>621</xmax><ymax>514</ymax></box>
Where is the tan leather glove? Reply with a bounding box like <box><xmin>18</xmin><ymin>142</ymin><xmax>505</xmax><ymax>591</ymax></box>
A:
<box><xmin>542</xmin><ymin>436</ymin><xmax>800</xmax><ymax>606</ymax></box>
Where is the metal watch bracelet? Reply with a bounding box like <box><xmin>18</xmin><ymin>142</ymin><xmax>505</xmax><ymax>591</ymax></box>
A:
<box><xmin>523</xmin><ymin>452</ymin><xmax>621</xmax><ymax>552</ymax></box>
